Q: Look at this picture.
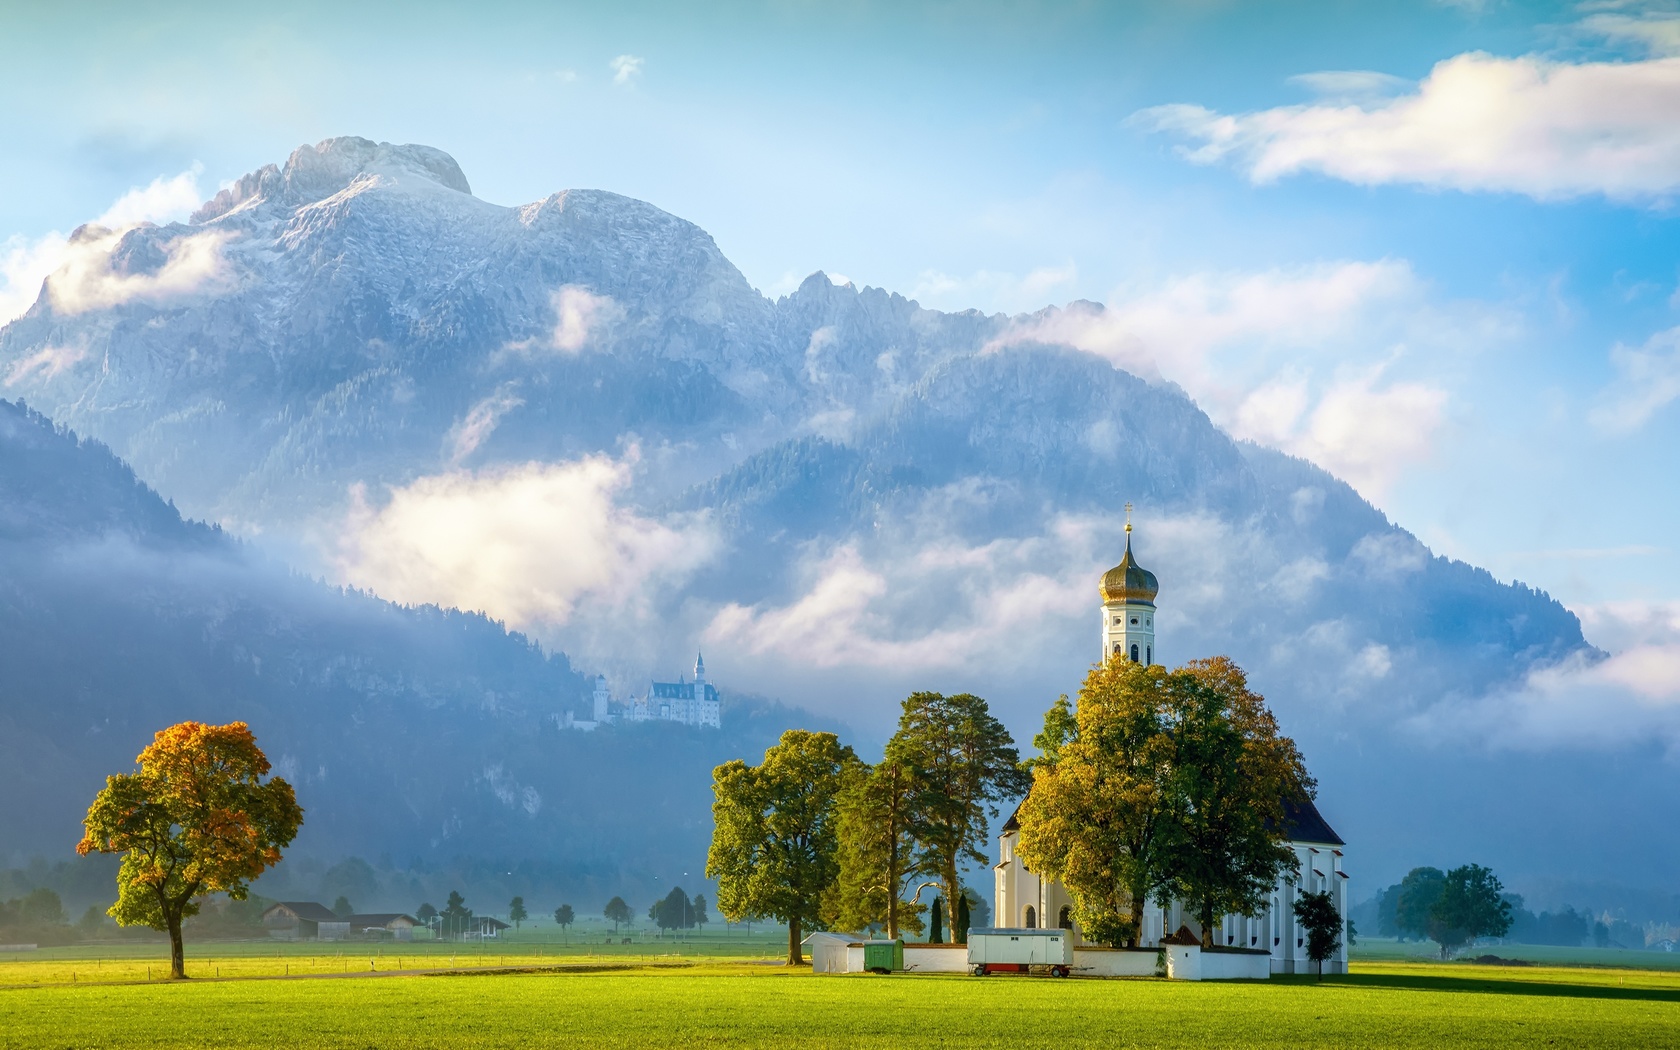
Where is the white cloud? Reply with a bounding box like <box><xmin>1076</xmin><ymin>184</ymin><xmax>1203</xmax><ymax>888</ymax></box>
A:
<box><xmin>0</xmin><ymin>167</ymin><xmax>207</xmax><ymax>326</ymax></box>
<box><xmin>337</xmin><ymin>455</ymin><xmax>717</xmax><ymax>631</ymax></box>
<box><xmin>550</xmin><ymin>284</ymin><xmax>622</xmax><ymax>352</ymax></box>
<box><xmin>704</xmin><ymin>536</ymin><xmax>1091</xmax><ymax>674</ymax></box>
<box><xmin>610</xmin><ymin>54</ymin><xmax>644</xmax><ymax>85</ymax></box>
<box><xmin>1589</xmin><ymin>324</ymin><xmax>1680</xmax><ymax>432</ymax></box>
<box><xmin>1134</xmin><ymin>49</ymin><xmax>1680</xmax><ymax>202</ymax></box>
<box><xmin>991</xmin><ymin>260</ymin><xmax>1468</xmax><ymax>498</ymax></box>
<box><xmin>909</xmin><ymin>263</ymin><xmax>1078</xmax><ymax>313</ymax></box>
<box><xmin>1422</xmin><ymin>601</ymin><xmax>1680</xmax><ymax>750</ymax></box>
<box><xmin>445</xmin><ymin>386</ymin><xmax>525</xmax><ymax>464</ymax></box>
<box><xmin>43</xmin><ymin>225</ymin><xmax>235</xmax><ymax>316</ymax></box>
<box><xmin>3</xmin><ymin>344</ymin><xmax>88</xmax><ymax>387</ymax></box>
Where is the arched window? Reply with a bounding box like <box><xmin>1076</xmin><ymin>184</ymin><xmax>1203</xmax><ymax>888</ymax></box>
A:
<box><xmin>1146</xmin><ymin>645</ymin><xmax>1152</xmax><ymax>665</ymax></box>
<box><xmin>1130</xmin><ymin>643</ymin><xmax>1140</xmax><ymax>662</ymax></box>
<box><xmin>1113</xmin><ymin>643</ymin><xmax>1121</xmax><ymax>655</ymax></box>
<box><xmin>1024</xmin><ymin>906</ymin><xmax>1037</xmax><ymax>929</ymax></box>
<box><xmin>1058</xmin><ymin>906</ymin><xmax>1073</xmax><ymax>931</ymax></box>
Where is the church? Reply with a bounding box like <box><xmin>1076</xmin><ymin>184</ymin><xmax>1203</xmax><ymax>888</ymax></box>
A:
<box><xmin>993</xmin><ymin>519</ymin><xmax>1349</xmax><ymax>975</ymax></box>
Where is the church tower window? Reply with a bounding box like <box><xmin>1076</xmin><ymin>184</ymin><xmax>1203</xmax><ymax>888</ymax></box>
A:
<box><xmin>1130</xmin><ymin>643</ymin><xmax>1139</xmax><ymax>662</ymax></box>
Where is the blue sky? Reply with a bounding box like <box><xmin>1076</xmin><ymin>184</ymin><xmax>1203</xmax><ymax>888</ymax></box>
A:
<box><xmin>3</xmin><ymin>0</ymin><xmax>1678</xmax><ymax>630</ymax></box>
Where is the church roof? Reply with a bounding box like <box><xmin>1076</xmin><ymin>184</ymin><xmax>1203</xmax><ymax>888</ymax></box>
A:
<box><xmin>1099</xmin><ymin>530</ymin><xmax>1158</xmax><ymax>604</ymax></box>
<box><xmin>1281</xmin><ymin>798</ymin><xmax>1344</xmax><ymax>846</ymax></box>
<box><xmin>999</xmin><ymin>796</ymin><xmax>1343</xmax><ymax>846</ymax></box>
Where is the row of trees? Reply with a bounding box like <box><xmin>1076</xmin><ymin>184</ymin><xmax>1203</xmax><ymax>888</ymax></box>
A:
<box><xmin>707</xmin><ymin>691</ymin><xmax>1028</xmax><ymax>964</ymax></box>
<box><xmin>1016</xmin><ymin>657</ymin><xmax>1315</xmax><ymax>950</ymax></box>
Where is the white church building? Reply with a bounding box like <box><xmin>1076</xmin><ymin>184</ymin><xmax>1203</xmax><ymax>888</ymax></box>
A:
<box><xmin>993</xmin><ymin>519</ymin><xmax>1350</xmax><ymax>975</ymax></box>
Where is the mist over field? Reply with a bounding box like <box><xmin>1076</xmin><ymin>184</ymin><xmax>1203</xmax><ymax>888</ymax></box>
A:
<box><xmin>1</xmin><ymin>137</ymin><xmax>1675</xmax><ymax>911</ymax></box>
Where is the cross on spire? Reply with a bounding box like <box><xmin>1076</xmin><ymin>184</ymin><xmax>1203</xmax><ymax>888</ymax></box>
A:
<box><xmin>1125</xmin><ymin>502</ymin><xmax>1133</xmax><ymax>534</ymax></box>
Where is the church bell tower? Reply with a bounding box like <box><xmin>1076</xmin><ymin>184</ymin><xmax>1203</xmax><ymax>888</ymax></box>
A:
<box><xmin>1100</xmin><ymin>505</ymin><xmax>1159</xmax><ymax>666</ymax></box>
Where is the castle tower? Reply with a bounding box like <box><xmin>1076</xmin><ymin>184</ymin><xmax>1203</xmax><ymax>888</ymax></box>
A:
<box><xmin>1100</xmin><ymin>506</ymin><xmax>1159</xmax><ymax>666</ymax></box>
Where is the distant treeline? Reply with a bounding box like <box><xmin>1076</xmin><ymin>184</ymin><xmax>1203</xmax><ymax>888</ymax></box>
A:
<box><xmin>1361</xmin><ymin>868</ymin><xmax>1678</xmax><ymax>952</ymax></box>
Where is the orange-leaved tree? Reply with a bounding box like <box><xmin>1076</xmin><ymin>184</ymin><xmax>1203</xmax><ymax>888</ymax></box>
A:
<box><xmin>78</xmin><ymin>722</ymin><xmax>303</xmax><ymax>978</ymax></box>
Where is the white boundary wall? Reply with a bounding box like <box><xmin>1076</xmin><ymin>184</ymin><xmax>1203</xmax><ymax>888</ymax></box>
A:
<box><xmin>1166</xmin><ymin>944</ymin><xmax>1271</xmax><ymax>981</ymax></box>
<box><xmin>1072</xmin><ymin>948</ymin><xmax>1159</xmax><ymax>977</ymax></box>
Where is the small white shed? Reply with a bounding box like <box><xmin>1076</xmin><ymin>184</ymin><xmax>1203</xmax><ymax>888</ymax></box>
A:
<box><xmin>803</xmin><ymin>931</ymin><xmax>859</xmax><ymax>974</ymax></box>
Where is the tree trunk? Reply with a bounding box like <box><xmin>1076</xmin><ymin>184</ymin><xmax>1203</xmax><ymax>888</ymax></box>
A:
<box><xmin>945</xmin><ymin>864</ymin><xmax>960</xmax><ymax>944</ymax></box>
<box><xmin>1128</xmin><ymin>892</ymin><xmax>1145</xmax><ymax>949</ymax></box>
<box><xmin>1200</xmin><ymin>901</ymin><xmax>1215</xmax><ymax>950</ymax></box>
<box><xmin>787</xmin><ymin>913</ymin><xmax>803</xmax><ymax>966</ymax></box>
<box><xmin>167</xmin><ymin>909</ymin><xmax>186</xmax><ymax>979</ymax></box>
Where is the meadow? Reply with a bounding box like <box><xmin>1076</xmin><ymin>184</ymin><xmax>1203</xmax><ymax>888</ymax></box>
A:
<box><xmin>3</xmin><ymin>942</ymin><xmax>1678</xmax><ymax>1049</ymax></box>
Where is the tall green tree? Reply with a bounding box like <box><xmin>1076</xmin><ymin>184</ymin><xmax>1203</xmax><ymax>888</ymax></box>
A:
<box><xmin>896</xmin><ymin>692</ymin><xmax>1031</xmax><ymax>940</ymax></box>
<box><xmin>706</xmin><ymin>729</ymin><xmax>860</xmax><ymax>965</ymax></box>
<box><xmin>509</xmin><ymin>896</ymin><xmax>527</xmax><ymax>930</ymax></box>
<box><xmin>1394</xmin><ymin>867</ymin><xmax>1447</xmax><ymax>942</ymax></box>
<box><xmin>1026</xmin><ymin>694</ymin><xmax>1076</xmax><ymax>771</ymax></box>
<box><xmin>604</xmin><ymin>896</ymin><xmax>632</xmax><ymax>932</ymax></box>
<box><xmin>1016</xmin><ymin>659</ymin><xmax>1176</xmax><ymax>947</ymax></box>
<box><xmin>1161</xmin><ymin>658</ymin><xmax>1313</xmax><ymax>949</ymax></box>
<box><xmin>691</xmin><ymin>894</ymin><xmax>710</xmax><ymax>927</ymax></box>
<box><xmin>77</xmin><ymin>721</ymin><xmax>302</xmax><ymax>978</ymax></box>
<box><xmin>650</xmin><ymin>887</ymin><xmax>692</xmax><ymax>932</ymax></box>
<box><xmin>833</xmin><ymin>745</ymin><xmax>924</xmax><ymax>938</ymax></box>
<box><xmin>441</xmin><ymin>891</ymin><xmax>471</xmax><ymax>941</ymax></box>
<box><xmin>332</xmin><ymin>896</ymin><xmax>353</xmax><ymax>918</ymax></box>
<box><xmin>929</xmin><ymin>896</ymin><xmax>944</xmax><ymax>943</ymax></box>
<box><xmin>1293</xmin><ymin>890</ymin><xmax>1343</xmax><ymax>979</ymax></box>
<box><xmin>552</xmin><ymin>904</ymin><xmax>574</xmax><ymax>930</ymax></box>
<box><xmin>1430</xmin><ymin>864</ymin><xmax>1513</xmax><ymax>959</ymax></box>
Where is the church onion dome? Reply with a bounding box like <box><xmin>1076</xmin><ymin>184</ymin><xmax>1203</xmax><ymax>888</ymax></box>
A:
<box><xmin>1099</xmin><ymin>532</ymin><xmax>1158</xmax><ymax>604</ymax></box>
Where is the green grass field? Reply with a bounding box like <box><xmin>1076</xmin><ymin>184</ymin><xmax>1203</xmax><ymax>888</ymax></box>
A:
<box><xmin>4</xmin><ymin>949</ymin><xmax>1679</xmax><ymax>1049</ymax></box>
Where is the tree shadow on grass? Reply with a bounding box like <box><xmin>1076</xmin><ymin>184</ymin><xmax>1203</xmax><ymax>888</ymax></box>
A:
<box><xmin>1323</xmin><ymin>972</ymin><xmax>1680</xmax><ymax>1006</ymax></box>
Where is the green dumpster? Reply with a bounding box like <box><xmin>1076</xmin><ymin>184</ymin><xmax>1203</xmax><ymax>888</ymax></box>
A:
<box><xmin>863</xmin><ymin>939</ymin><xmax>904</xmax><ymax>973</ymax></box>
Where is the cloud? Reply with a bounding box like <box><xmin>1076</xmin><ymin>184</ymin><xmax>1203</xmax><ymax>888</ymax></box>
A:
<box><xmin>1589</xmin><ymin>324</ymin><xmax>1680</xmax><ymax>432</ymax></box>
<box><xmin>3</xmin><ymin>344</ymin><xmax>88</xmax><ymax>387</ymax></box>
<box><xmin>43</xmin><ymin>225</ymin><xmax>235</xmax><ymax>316</ymax></box>
<box><xmin>992</xmin><ymin>260</ymin><xmax>1467</xmax><ymax>498</ymax></box>
<box><xmin>610</xmin><ymin>54</ymin><xmax>644</xmax><ymax>85</ymax></box>
<box><xmin>551</xmin><ymin>284</ymin><xmax>622</xmax><ymax>352</ymax></box>
<box><xmin>337</xmin><ymin>454</ymin><xmax>717</xmax><ymax>631</ymax></box>
<box><xmin>0</xmin><ymin>167</ymin><xmax>207</xmax><ymax>326</ymax></box>
<box><xmin>445</xmin><ymin>386</ymin><xmax>525</xmax><ymax>464</ymax></box>
<box><xmin>909</xmin><ymin>263</ymin><xmax>1078</xmax><ymax>313</ymax></box>
<box><xmin>1421</xmin><ymin>601</ymin><xmax>1680</xmax><ymax>750</ymax></box>
<box><xmin>1133</xmin><ymin>49</ymin><xmax>1680</xmax><ymax>202</ymax></box>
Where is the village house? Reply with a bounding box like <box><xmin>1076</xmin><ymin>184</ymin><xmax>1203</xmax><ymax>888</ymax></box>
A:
<box><xmin>345</xmin><ymin>913</ymin><xmax>419</xmax><ymax>941</ymax></box>
<box><xmin>261</xmin><ymin>902</ymin><xmax>351</xmax><ymax>942</ymax></box>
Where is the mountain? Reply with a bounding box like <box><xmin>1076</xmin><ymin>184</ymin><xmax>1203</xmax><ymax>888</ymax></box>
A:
<box><xmin>0</xmin><ymin>397</ymin><xmax>815</xmax><ymax>904</ymax></box>
<box><xmin>3</xmin><ymin>136</ymin><xmax>1671</xmax><ymax>895</ymax></box>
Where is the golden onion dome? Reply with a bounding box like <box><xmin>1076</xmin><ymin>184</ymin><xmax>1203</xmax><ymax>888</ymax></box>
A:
<box><xmin>1100</xmin><ymin>530</ymin><xmax>1158</xmax><ymax>604</ymax></box>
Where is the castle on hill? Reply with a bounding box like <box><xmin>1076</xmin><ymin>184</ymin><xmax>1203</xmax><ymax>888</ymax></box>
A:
<box><xmin>565</xmin><ymin>652</ymin><xmax>723</xmax><ymax>731</ymax></box>
<box><xmin>993</xmin><ymin>517</ymin><xmax>1350</xmax><ymax>975</ymax></box>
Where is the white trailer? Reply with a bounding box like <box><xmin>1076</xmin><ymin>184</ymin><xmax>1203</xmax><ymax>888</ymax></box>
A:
<box><xmin>965</xmin><ymin>928</ymin><xmax>1074</xmax><ymax>977</ymax></box>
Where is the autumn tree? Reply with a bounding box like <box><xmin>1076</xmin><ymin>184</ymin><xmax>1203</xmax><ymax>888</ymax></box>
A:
<box><xmin>895</xmin><ymin>692</ymin><xmax>1031</xmax><ymax>941</ymax></box>
<box><xmin>707</xmin><ymin>729</ymin><xmax>859</xmax><ymax>965</ymax></box>
<box><xmin>834</xmin><ymin>742</ymin><xmax>925</xmax><ymax>939</ymax></box>
<box><xmin>1430</xmin><ymin>864</ymin><xmax>1513</xmax><ymax>959</ymax></box>
<box><xmin>1293</xmin><ymin>890</ymin><xmax>1343</xmax><ymax>979</ymax></box>
<box><xmin>1016</xmin><ymin>659</ymin><xmax>1176</xmax><ymax>946</ymax></box>
<box><xmin>1161</xmin><ymin>658</ymin><xmax>1313</xmax><ymax>949</ymax></box>
<box><xmin>77</xmin><ymin>721</ymin><xmax>302</xmax><ymax>979</ymax></box>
